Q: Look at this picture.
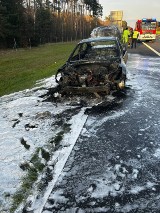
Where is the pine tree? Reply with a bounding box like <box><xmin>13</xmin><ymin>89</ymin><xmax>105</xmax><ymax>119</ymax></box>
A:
<box><xmin>0</xmin><ymin>3</ymin><xmax>8</xmax><ymax>47</ymax></box>
<box><xmin>0</xmin><ymin>0</ymin><xmax>28</xmax><ymax>47</ymax></box>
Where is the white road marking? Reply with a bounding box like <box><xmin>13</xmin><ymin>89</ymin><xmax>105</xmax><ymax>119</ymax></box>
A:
<box><xmin>142</xmin><ymin>42</ymin><xmax>160</xmax><ymax>57</ymax></box>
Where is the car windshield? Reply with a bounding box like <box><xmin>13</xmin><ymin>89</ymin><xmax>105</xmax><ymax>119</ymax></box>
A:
<box><xmin>70</xmin><ymin>40</ymin><xmax>120</xmax><ymax>62</ymax></box>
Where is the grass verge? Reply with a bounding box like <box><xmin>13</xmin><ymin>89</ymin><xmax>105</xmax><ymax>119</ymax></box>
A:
<box><xmin>10</xmin><ymin>121</ymin><xmax>71</xmax><ymax>212</ymax></box>
<box><xmin>0</xmin><ymin>42</ymin><xmax>77</xmax><ymax>96</ymax></box>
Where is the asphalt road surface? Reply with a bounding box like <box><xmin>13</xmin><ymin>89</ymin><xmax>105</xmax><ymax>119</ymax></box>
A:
<box><xmin>42</xmin><ymin>40</ymin><xmax>160</xmax><ymax>213</ymax></box>
<box><xmin>127</xmin><ymin>36</ymin><xmax>160</xmax><ymax>56</ymax></box>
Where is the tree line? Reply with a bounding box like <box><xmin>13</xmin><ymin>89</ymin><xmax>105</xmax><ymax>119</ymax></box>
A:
<box><xmin>0</xmin><ymin>0</ymin><xmax>103</xmax><ymax>49</ymax></box>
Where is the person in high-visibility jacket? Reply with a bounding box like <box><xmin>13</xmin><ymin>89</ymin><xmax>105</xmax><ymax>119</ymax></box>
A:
<box><xmin>122</xmin><ymin>27</ymin><xmax>130</xmax><ymax>49</ymax></box>
<box><xmin>131</xmin><ymin>29</ymin><xmax>139</xmax><ymax>48</ymax></box>
<box><xmin>128</xmin><ymin>28</ymin><xmax>133</xmax><ymax>48</ymax></box>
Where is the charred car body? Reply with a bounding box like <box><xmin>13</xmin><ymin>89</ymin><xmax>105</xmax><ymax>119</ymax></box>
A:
<box><xmin>90</xmin><ymin>25</ymin><xmax>122</xmax><ymax>41</ymax></box>
<box><xmin>55</xmin><ymin>36</ymin><xmax>127</xmax><ymax>97</ymax></box>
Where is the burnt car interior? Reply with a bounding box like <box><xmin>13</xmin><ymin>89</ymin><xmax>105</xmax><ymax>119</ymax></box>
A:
<box><xmin>69</xmin><ymin>40</ymin><xmax>121</xmax><ymax>62</ymax></box>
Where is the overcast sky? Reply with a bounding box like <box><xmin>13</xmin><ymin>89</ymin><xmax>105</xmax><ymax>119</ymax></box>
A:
<box><xmin>99</xmin><ymin>0</ymin><xmax>160</xmax><ymax>28</ymax></box>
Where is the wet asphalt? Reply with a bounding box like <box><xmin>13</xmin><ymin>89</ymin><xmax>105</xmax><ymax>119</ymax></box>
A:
<box><xmin>127</xmin><ymin>36</ymin><xmax>160</xmax><ymax>56</ymax></box>
<box><xmin>42</xmin><ymin>42</ymin><xmax>160</xmax><ymax>213</ymax></box>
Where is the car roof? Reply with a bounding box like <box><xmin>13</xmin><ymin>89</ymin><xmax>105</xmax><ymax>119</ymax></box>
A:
<box><xmin>79</xmin><ymin>36</ymin><xmax>118</xmax><ymax>44</ymax></box>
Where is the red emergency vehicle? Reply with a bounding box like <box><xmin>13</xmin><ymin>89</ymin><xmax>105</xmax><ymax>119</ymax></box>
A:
<box><xmin>135</xmin><ymin>18</ymin><xmax>157</xmax><ymax>41</ymax></box>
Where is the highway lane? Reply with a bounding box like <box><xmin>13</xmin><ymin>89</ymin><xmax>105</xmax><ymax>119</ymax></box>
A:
<box><xmin>128</xmin><ymin>37</ymin><xmax>160</xmax><ymax>57</ymax></box>
<box><xmin>145</xmin><ymin>36</ymin><xmax>160</xmax><ymax>53</ymax></box>
<box><xmin>36</xmin><ymin>39</ymin><xmax>160</xmax><ymax>213</ymax></box>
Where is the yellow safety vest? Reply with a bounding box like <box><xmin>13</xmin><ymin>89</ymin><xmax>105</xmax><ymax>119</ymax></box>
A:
<box><xmin>133</xmin><ymin>31</ymin><xmax>139</xmax><ymax>39</ymax></box>
<box><xmin>123</xmin><ymin>30</ymin><xmax>130</xmax><ymax>43</ymax></box>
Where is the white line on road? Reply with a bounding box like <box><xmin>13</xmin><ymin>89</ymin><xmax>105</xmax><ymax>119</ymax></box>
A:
<box><xmin>33</xmin><ymin>108</ymin><xmax>88</xmax><ymax>213</ymax></box>
<box><xmin>142</xmin><ymin>42</ymin><xmax>160</xmax><ymax>57</ymax></box>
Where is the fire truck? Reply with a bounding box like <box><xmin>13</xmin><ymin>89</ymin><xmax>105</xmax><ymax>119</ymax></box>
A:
<box><xmin>135</xmin><ymin>18</ymin><xmax>157</xmax><ymax>41</ymax></box>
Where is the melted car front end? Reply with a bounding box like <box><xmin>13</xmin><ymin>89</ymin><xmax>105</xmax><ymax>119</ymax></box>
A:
<box><xmin>55</xmin><ymin>37</ymin><xmax>127</xmax><ymax>97</ymax></box>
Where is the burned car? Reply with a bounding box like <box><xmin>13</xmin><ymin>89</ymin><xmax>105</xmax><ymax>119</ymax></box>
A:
<box><xmin>90</xmin><ymin>25</ymin><xmax>122</xmax><ymax>41</ymax></box>
<box><xmin>55</xmin><ymin>36</ymin><xmax>128</xmax><ymax>97</ymax></box>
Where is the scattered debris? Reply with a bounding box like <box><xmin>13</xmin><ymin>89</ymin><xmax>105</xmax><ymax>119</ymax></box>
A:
<box><xmin>20</xmin><ymin>137</ymin><xmax>30</xmax><ymax>150</ymax></box>
<box><xmin>35</xmin><ymin>111</ymin><xmax>52</xmax><ymax>119</ymax></box>
<box><xmin>12</xmin><ymin>119</ymin><xmax>20</xmax><ymax>128</ymax></box>
<box><xmin>25</xmin><ymin>122</ymin><xmax>38</xmax><ymax>131</ymax></box>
